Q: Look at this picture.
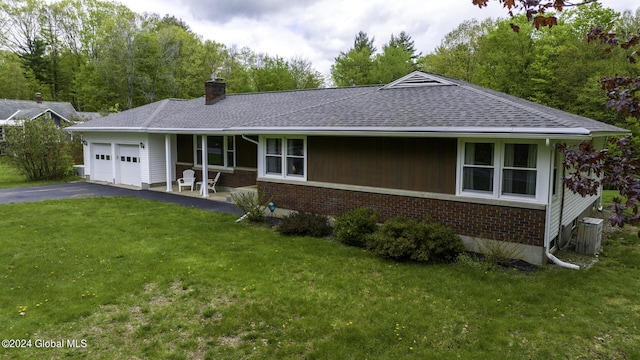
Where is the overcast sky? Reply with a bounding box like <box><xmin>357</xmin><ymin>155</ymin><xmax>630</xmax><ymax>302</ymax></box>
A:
<box><xmin>116</xmin><ymin>0</ymin><xmax>638</xmax><ymax>79</ymax></box>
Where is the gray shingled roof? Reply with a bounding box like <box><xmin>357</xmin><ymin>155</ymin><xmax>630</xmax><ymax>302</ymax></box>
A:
<box><xmin>0</xmin><ymin>99</ymin><xmax>79</xmax><ymax>122</ymax></box>
<box><xmin>67</xmin><ymin>71</ymin><xmax>628</xmax><ymax>137</ymax></box>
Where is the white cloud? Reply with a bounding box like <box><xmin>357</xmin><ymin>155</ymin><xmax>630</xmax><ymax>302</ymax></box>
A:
<box><xmin>117</xmin><ymin>0</ymin><xmax>639</xmax><ymax>78</ymax></box>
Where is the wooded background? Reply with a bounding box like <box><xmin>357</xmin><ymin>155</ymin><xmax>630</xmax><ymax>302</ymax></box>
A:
<box><xmin>1</xmin><ymin>0</ymin><xmax>638</xmax><ymax>133</ymax></box>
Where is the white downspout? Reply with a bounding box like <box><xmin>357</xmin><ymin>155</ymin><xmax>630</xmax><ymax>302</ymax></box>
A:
<box><xmin>545</xmin><ymin>141</ymin><xmax>580</xmax><ymax>270</ymax></box>
<box><xmin>241</xmin><ymin>134</ymin><xmax>259</xmax><ymax>145</ymax></box>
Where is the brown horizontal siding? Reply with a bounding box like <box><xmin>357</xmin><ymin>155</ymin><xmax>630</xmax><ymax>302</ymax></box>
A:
<box><xmin>259</xmin><ymin>181</ymin><xmax>545</xmax><ymax>247</ymax></box>
<box><xmin>176</xmin><ymin>135</ymin><xmax>257</xmax><ymax>169</ymax></box>
<box><xmin>176</xmin><ymin>134</ymin><xmax>193</xmax><ymax>163</ymax></box>
<box><xmin>308</xmin><ymin>136</ymin><xmax>456</xmax><ymax>194</ymax></box>
<box><xmin>236</xmin><ymin>135</ymin><xmax>257</xmax><ymax>168</ymax></box>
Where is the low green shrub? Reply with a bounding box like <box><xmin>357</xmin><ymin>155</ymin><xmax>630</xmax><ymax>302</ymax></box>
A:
<box><xmin>276</xmin><ymin>212</ymin><xmax>332</xmax><ymax>237</ymax></box>
<box><xmin>480</xmin><ymin>239</ymin><xmax>524</xmax><ymax>267</ymax></box>
<box><xmin>231</xmin><ymin>191</ymin><xmax>269</xmax><ymax>223</ymax></box>
<box><xmin>333</xmin><ymin>207</ymin><xmax>378</xmax><ymax>247</ymax></box>
<box><xmin>412</xmin><ymin>221</ymin><xmax>466</xmax><ymax>263</ymax></box>
<box><xmin>365</xmin><ymin>216</ymin><xmax>464</xmax><ymax>263</ymax></box>
<box><xmin>366</xmin><ymin>217</ymin><xmax>419</xmax><ymax>261</ymax></box>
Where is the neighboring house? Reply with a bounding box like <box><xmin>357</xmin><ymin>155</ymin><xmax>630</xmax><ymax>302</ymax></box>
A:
<box><xmin>0</xmin><ymin>94</ymin><xmax>95</xmax><ymax>143</ymax></box>
<box><xmin>66</xmin><ymin>71</ymin><xmax>628</xmax><ymax>265</ymax></box>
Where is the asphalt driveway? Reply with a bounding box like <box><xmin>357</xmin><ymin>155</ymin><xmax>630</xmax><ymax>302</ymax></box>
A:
<box><xmin>0</xmin><ymin>182</ymin><xmax>244</xmax><ymax>216</ymax></box>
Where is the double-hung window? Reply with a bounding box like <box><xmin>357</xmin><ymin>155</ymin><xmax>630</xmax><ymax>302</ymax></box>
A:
<box><xmin>502</xmin><ymin>144</ymin><xmax>537</xmax><ymax>196</ymax></box>
<box><xmin>463</xmin><ymin>143</ymin><xmax>495</xmax><ymax>193</ymax></box>
<box><xmin>266</xmin><ymin>138</ymin><xmax>283</xmax><ymax>175</ymax></box>
<box><xmin>286</xmin><ymin>139</ymin><xmax>305</xmax><ymax>176</ymax></box>
<box><xmin>460</xmin><ymin>140</ymin><xmax>540</xmax><ymax>201</ymax></box>
<box><xmin>195</xmin><ymin>135</ymin><xmax>235</xmax><ymax>168</ymax></box>
<box><xmin>263</xmin><ymin>137</ymin><xmax>306</xmax><ymax>179</ymax></box>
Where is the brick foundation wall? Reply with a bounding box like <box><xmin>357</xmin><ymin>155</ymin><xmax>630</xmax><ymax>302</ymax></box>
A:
<box><xmin>176</xmin><ymin>165</ymin><xmax>257</xmax><ymax>188</ymax></box>
<box><xmin>259</xmin><ymin>181</ymin><xmax>546</xmax><ymax>247</ymax></box>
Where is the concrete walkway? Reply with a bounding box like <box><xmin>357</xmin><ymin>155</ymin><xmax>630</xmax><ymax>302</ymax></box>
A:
<box><xmin>0</xmin><ymin>181</ymin><xmax>244</xmax><ymax>216</ymax></box>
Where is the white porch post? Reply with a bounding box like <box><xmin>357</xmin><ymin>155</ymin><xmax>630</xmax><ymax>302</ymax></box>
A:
<box><xmin>201</xmin><ymin>135</ymin><xmax>209</xmax><ymax>197</ymax></box>
<box><xmin>165</xmin><ymin>134</ymin><xmax>172</xmax><ymax>192</ymax></box>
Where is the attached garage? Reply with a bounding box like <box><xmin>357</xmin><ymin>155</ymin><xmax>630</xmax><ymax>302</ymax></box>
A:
<box><xmin>90</xmin><ymin>143</ymin><xmax>113</xmax><ymax>183</ymax></box>
<box><xmin>117</xmin><ymin>144</ymin><xmax>141</xmax><ymax>187</ymax></box>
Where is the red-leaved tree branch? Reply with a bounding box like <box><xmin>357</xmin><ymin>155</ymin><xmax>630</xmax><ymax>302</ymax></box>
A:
<box><xmin>472</xmin><ymin>1</ymin><xmax>640</xmax><ymax>116</ymax></box>
<box><xmin>558</xmin><ymin>138</ymin><xmax>640</xmax><ymax>227</ymax></box>
<box><xmin>472</xmin><ymin>0</ymin><xmax>599</xmax><ymax>30</ymax></box>
<box><xmin>587</xmin><ymin>26</ymin><xmax>640</xmax><ymax>118</ymax></box>
<box><xmin>474</xmin><ymin>0</ymin><xmax>640</xmax><ymax>229</ymax></box>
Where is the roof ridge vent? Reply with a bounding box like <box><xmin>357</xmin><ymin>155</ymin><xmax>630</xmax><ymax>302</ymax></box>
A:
<box><xmin>382</xmin><ymin>71</ymin><xmax>455</xmax><ymax>89</ymax></box>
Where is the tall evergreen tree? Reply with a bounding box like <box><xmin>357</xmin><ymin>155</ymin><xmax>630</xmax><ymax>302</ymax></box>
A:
<box><xmin>331</xmin><ymin>31</ymin><xmax>377</xmax><ymax>86</ymax></box>
<box><xmin>353</xmin><ymin>30</ymin><xmax>376</xmax><ymax>53</ymax></box>
<box><xmin>371</xmin><ymin>32</ymin><xmax>419</xmax><ymax>84</ymax></box>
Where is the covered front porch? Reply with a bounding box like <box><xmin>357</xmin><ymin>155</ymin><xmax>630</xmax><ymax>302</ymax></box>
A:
<box><xmin>155</xmin><ymin>133</ymin><xmax>259</xmax><ymax>197</ymax></box>
<box><xmin>150</xmin><ymin>182</ymin><xmax>258</xmax><ymax>204</ymax></box>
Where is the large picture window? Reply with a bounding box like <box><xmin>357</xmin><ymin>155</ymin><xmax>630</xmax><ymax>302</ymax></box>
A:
<box><xmin>460</xmin><ymin>141</ymin><xmax>540</xmax><ymax>200</ymax></box>
<box><xmin>263</xmin><ymin>137</ymin><xmax>305</xmax><ymax>179</ymax></box>
<box><xmin>195</xmin><ymin>135</ymin><xmax>235</xmax><ymax>168</ymax></box>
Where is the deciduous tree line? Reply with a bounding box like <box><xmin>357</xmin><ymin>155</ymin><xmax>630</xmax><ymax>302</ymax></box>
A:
<box><xmin>2</xmin><ymin>0</ymin><xmax>637</xmax><ymax>126</ymax></box>
<box><xmin>470</xmin><ymin>1</ymin><xmax>640</xmax><ymax>228</ymax></box>
<box><xmin>422</xmin><ymin>3</ymin><xmax>640</xmax><ymax>127</ymax></box>
<box><xmin>0</xmin><ymin>0</ymin><xmax>323</xmax><ymax>112</ymax></box>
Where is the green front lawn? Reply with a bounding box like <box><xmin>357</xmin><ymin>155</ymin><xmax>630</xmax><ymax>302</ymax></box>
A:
<box><xmin>1</xmin><ymin>197</ymin><xmax>639</xmax><ymax>359</ymax></box>
<box><xmin>602</xmin><ymin>189</ymin><xmax>619</xmax><ymax>208</ymax></box>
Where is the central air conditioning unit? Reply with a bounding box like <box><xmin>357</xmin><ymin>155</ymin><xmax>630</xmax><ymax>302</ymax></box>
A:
<box><xmin>576</xmin><ymin>217</ymin><xmax>603</xmax><ymax>255</ymax></box>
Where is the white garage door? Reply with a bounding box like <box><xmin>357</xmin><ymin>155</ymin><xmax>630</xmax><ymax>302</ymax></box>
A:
<box><xmin>91</xmin><ymin>143</ymin><xmax>113</xmax><ymax>182</ymax></box>
<box><xmin>118</xmin><ymin>144</ymin><xmax>141</xmax><ymax>187</ymax></box>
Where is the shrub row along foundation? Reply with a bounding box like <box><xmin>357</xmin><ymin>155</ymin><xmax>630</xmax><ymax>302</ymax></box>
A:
<box><xmin>259</xmin><ymin>181</ymin><xmax>546</xmax><ymax>247</ymax></box>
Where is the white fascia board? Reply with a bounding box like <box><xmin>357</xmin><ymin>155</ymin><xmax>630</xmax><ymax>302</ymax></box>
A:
<box><xmin>6</xmin><ymin>110</ymin><xmax>21</xmax><ymax>121</ymax></box>
<box><xmin>66</xmin><ymin>127</ymin><xmax>227</xmax><ymax>135</ymax></box>
<box><xmin>225</xmin><ymin>126</ymin><xmax>595</xmax><ymax>140</ymax></box>
<box><xmin>589</xmin><ymin>130</ymin><xmax>632</xmax><ymax>137</ymax></box>
<box><xmin>229</xmin><ymin>126</ymin><xmax>589</xmax><ymax>134</ymax></box>
<box><xmin>37</xmin><ymin>109</ymin><xmax>72</xmax><ymax>123</ymax></box>
<box><xmin>64</xmin><ymin>127</ymin><xmax>148</xmax><ymax>132</ymax></box>
<box><xmin>147</xmin><ymin>128</ymin><xmax>225</xmax><ymax>134</ymax></box>
<box><xmin>64</xmin><ymin>126</ymin><xmax>628</xmax><ymax>140</ymax></box>
<box><xmin>0</xmin><ymin>119</ymin><xmax>21</xmax><ymax>126</ymax></box>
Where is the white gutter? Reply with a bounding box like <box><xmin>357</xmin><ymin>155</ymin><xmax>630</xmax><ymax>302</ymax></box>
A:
<box><xmin>147</xmin><ymin>129</ymin><xmax>592</xmax><ymax>140</ymax></box>
<box><xmin>544</xmin><ymin>141</ymin><xmax>580</xmax><ymax>270</ymax></box>
<box><xmin>66</xmin><ymin>127</ymin><xmax>228</xmax><ymax>134</ymax></box>
<box><xmin>66</xmin><ymin>126</ymin><xmax>627</xmax><ymax>139</ymax></box>
<box><xmin>226</xmin><ymin>126</ymin><xmax>594</xmax><ymax>135</ymax></box>
<box><xmin>65</xmin><ymin>127</ymin><xmax>148</xmax><ymax>132</ymax></box>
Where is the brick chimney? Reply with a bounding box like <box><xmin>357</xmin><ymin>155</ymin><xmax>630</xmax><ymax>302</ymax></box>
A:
<box><xmin>35</xmin><ymin>93</ymin><xmax>43</xmax><ymax>104</ymax></box>
<box><xmin>205</xmin><ymin>77</ymin><xmax>226</xmax><ymax>105</ymax></box>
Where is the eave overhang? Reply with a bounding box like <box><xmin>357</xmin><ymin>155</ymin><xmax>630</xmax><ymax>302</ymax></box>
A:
<box><xmin>66</xmin><ymin>125</ymin><xmax>629</xmax><ymax>141</ymax></box>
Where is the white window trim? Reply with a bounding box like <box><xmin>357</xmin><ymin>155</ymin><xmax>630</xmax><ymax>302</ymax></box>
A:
<box><xmin>193</xmin><ymin>135</ymin><xmax>235</xmax><ymax>169</ymax></box>
<box><xmin>457</xmin><ymin>139</ymin><xmax>550</xmax><ymax>203</ymax></box>
<box><xmin>258</xmin><ymin>135</ymin><xmax>307</xmax><ymax>181</ymax></box>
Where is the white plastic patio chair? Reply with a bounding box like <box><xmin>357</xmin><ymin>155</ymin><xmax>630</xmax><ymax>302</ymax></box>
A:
<box><xmin>200</xmin><ymin>172</ymin><xmax>220</xmax><ymax>194</ymax></box>
<box><xmin>177</xmin><ymin>169</ymin><xmax>196</xmax><ymax>192</ymax></box>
